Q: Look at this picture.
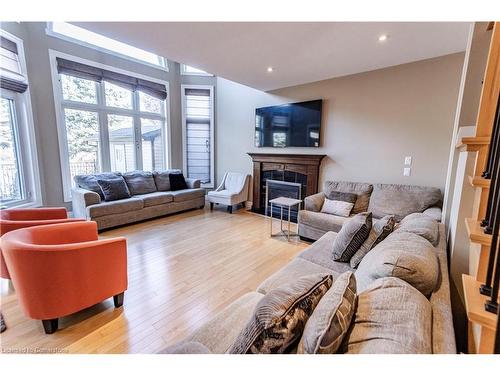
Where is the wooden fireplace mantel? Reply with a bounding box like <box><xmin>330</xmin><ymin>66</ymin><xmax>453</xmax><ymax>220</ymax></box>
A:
<box><xmin>247</xmin><ymin>153</ymin><xmax>326</xmax><ymax>212</ymax></box>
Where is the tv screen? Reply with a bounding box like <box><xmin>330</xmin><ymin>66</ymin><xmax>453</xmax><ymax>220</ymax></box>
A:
<box><xmin>255</xmin><ymin>99</ymin><xmax>322</xmax><ymax>148</ymax></box>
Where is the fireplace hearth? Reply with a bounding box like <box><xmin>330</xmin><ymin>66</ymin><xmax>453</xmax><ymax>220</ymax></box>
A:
<box><xmin>248</xmin><ymin>153</ymin><xmax>326</xmax><ymax>221</ymax></box>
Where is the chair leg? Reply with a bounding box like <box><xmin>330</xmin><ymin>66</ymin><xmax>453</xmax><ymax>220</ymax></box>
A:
<box><xmin>113</xmin><ymin>292</ymin><xmax>124</xmax><ymax>308</ymax></box>
<box><xmin>227</xmin><ymin>205</ymin><xmax>233</xmax><ymax>214</ymax></box>
<box><xmin>42</xmin><ymin>318</ymin><xmax>58</xmax><ymax>334</ymax></box>
<box><xmin>210</xmin><ymin>202</ymin><xmax>214</xmax><ymax>211</ymax></box>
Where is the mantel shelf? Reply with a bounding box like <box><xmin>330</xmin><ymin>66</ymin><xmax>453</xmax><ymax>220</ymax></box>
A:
<box><xmin>462</xmin><ymin>274</ymin><xmax>498</xmax><ymax>331</ymax></box>
<box><xmin>465</xmin><ymin>218</ymin><xmax>492</xmax><ymax>246</ymax></box>
<box><xmin>457</xmin><ymin>136</ymin><xmax>490</xmax><ymax>151</ymax></box>
<box><xmin>468</xmin><ymin>175</ymin><xmax>491</xmax><ymax>188</ymax></box>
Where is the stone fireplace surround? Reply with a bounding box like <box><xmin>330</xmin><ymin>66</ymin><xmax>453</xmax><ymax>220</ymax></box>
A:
<box><xmin>247</xmin><ymin>153</ymin><xmax>326</xmax><ymax>219</ymax></box>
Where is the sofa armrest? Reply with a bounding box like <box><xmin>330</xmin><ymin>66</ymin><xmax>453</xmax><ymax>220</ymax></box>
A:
<box><xmin>72</xmin><ymin>187</ymin><xmax>101</xmax><ymax>219</ymax></box>
<box><xmin>304</xmin><ymin>192</ymin><xmax>325</xmax><ymax>212</ymax></box>
<box><xmin>423</xmin><ymin>206</ymin><xmax>442</xmax><ymax>222</ymax></box>
<box><xmin>185</xmin><ymin>178</ymin><xmax>201</xmax><ymax>189</ymax></box>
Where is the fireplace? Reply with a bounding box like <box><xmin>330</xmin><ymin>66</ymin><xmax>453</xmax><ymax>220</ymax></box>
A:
<box><xmin>248</xmin><ymin>153</ymin><xmax>326</xmax><ymax>221</ymax></box>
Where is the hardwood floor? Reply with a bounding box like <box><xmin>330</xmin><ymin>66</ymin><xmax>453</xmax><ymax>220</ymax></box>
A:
<box><xmin>0</xmin><ymin>206</ymin><xmax>308</xmax><ymax>353</ymax></box>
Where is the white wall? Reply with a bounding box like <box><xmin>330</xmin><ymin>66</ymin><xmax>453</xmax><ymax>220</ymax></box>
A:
<box><xmin>216</xmin><ymin>53</ymin><xmax>465</xmax><ymax>192</ymax></box>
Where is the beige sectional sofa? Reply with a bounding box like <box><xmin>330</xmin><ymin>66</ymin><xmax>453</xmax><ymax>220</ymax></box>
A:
<box><xmin>72</xmin><ymin>170</ymin><xmax>205</xmax><ymax>230</ymax></box>
<box><xmin>299</xmin><ymin>181</ymin><xmax>443</xmax><ymax>241</ymax></box>
<box><xmin>161</xmin><ymin>220</ymin><xmax>455</xmax><ymax>354</ymax></box>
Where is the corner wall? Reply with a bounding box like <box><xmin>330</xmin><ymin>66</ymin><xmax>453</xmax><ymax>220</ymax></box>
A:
<box><xmin>216</xmin><ymin>53</ymin><xmax>465</xmax><ymax>193</ymax></box>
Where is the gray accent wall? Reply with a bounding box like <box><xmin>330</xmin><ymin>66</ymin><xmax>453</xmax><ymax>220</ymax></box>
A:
<box><xmin>216</xmin><ymin>52</ymin><xmax>465</xmax><ymax>194</ymax></box>
<box><xmin>0</xmin><ymin>22</ymin><xmax>216</xmax><ymax>209</ymax></box>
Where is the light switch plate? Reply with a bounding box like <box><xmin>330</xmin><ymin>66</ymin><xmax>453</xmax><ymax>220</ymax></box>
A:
<box><xmin>404</xmin><ymin>156</ymin><xmax>412</xmax><ymax>166</ymax></box>
<box><xmin>403</xmin><ymin>167</ymin><xmax>411</xmax><ymax>176</ymax></box>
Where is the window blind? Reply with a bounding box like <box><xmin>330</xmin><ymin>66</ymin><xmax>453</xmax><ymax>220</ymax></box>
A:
<box><xmin>56</xmin><ymin>57</ymin><xmax>167</xmax><ymax>100</ymax></box>
<box><xmin>0</xmin><ymin>36</ymin><xmax>28</xmax><ymax>93</ymax></box>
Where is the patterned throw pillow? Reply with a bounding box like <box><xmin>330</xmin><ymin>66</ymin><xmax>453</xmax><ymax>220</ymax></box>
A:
<box><xmin>228</xmin><ymin>274</ymin><xmax>333</xmax><ymax>354</ymax></box>
<box><xmin>96</xmin><ymin>177</ymin><xmax>131</xmax><ymax>201</ymax></box>
<box><xmin>350</xmin><ymin>215</ymin><xmax>395</xmax><ymax>268</ymax></box>
<box><xmin>321</xmin><ymin>198</ymin><xmax>355</xmax><ymax>217</ymax></box>
<box><xmin>298</xmin><ymin>271</ymin><xmax>357</xmax><ymax>354</ymax></box>
<box><xmin>332</xmin><ymin>212</ymin><xmax>372</xmax><ymax>262</ymax></box>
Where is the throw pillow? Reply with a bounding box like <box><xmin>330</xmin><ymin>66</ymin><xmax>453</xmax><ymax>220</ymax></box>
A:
<box><xmin>355</xmin><ymin>231</ymin><xmax>439</xmax><ymax>297</ymax></box>
<box><xmin>153</xmin><ymin>169</ymin><xmax>181</xmax><ymax>191</ymax></box>
<box><xmin>169</xmin><ymin>173</ymin><xmax>188</xmax><ymax>191</ymax></box>
<box><xmin>74</xmin><ymin>172</ymin><xmax>121</xmax><ymax>200</ymax></box>
<box><xmin>326</xmin><ymin>190</ymin><xmax>357</xmax><ymax>204</ymax></box>
<box><xmin>298</xmin><ymin>271</ymin><xmax>357</xmax><ymax>354</ymax></box>
<box><xmin>321</xmin><ymin>198</ymin><xmax>354</xmax><ymax>217</ymax></box>
<box><xmin>121</xmin><ymin>170</ymin><xmax>157</xmax><ymax>195</ymax></box>
<box><xmin>332</xmin><ymin>212</ymin><xmax>372</xmax><ymax>262</ymax></box>
<box><xmin>395</xmin><ymin>212</ymin><xmax>439</xmax><ymax>246</ymax></box>
<box><xmin>96</xmin><ymin>177</ymin><xmax>131</xmax><ymax>201</ymax></box>
<box><xmin>228</xmin><ymin>274</ymin><xmax>333</xmax><ymax>354</ymax></box>
<box><xmin>349</xmin><ymin>215</ymin><xmax>395</xmax><ymax>268</ymax></box>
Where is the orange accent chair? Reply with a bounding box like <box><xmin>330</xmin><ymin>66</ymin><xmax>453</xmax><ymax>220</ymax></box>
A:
<box><xmin>0</xmin><ymin>207</ymin><xmax>83</xmax><ymax>279</ymax></box>
<box><xmin>1</xmin><ymin>221</ymin><xmax>127</xmax><ymax>334</ymax></box>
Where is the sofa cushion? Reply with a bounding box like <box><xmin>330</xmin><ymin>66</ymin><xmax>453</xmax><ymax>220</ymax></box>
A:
<box><xmin>96</xmin><ymin>177</ymin><xmax>131</xmax><ymax>201</ymax></box>
<box><xmin>350</xmin><ymin>215</ymin><xmax>395</xmax><ymax>268</ymax></box>
<box><xmin>229</xmin><ymin>274</ymin><xmax>332</xmax><ymax>354</ymax></box>
<box><xmin>135</xmin><ymin>192</ymin><xmax>173</xmax><ymax>207</ymax></box>
<box><xmin>332</xmin><ymin>212</ymin><xmax>372</xmax><ymax>262</ymax></box>
<box><xmin>298</xmin><ymin>232</ymin><xmax>354</xmax><ymax>273</ymax></box>
<box><xmin>74</xmin><ymin>172</ymin><xmax>121</xmax><ymax>199</ymax></box>
<box><xmin>395</xmin><ymin>212</ymin><xmax>439</xmax><ymax>246</ymax></box>
<box><xmin>355</xmin><ymin>231</ymin><xmax>439</xmax><ymax>297</ymax></box>
<box><xmin>185</xmin><ymin>292</ymin><xmax>264</xmax><ymax>354</ymax></box>
<box><xmin>169</xmin><ymin>173</ymin><xmax>188</xmax><ymax>191</ymax></box>
<box><xmin>153</xmin><ymin>169</ymin><xmax>181</xmax><ymax>191</ymax></box>
<box><xmin>159</xmin><ymin>341</ymin><xmax>211</xmax><ymax>354</ymax></box>
<box><xmin>342</xmin><ymin>277</ymin><xmax>432</xmax><ymax>354</ymax></box>
<box><xmin>122</xmin><ymin>171</ymin><xmax>157</xmax><ymax>195</ymax></box>
<box><xmin>257</xmin><ymin>258</ymin><xmax>337</xmax><ymax>295</ymax></box>
<box><xmin>323</xmin><ymin>181</ymin><xmax>373</xmax><ymax>214</ymax></box>
<box><xmin>87</xmin><ymin>197</ymin><xmax>144</xmax><ymax>218</ymax></box>
<box><xmin>298</xmin><ymin>210</ymin><xmax>350</xmax><ymax>234</ymax></box>
<box><xmin>367</xmin><ymin>183</ymin><xmax>442</xmax><ymax>221</ymax></box>
<box><xmin>169</xmin><ymin>188</ymin><xmax>205</xmax><ymax>203</ymax></box>
<box><xmin>298</xmin><ymin>271</ymin><xmax>357</xmax><ymax>354</ymax></box>
<box><xmin>321</xmin><ymin>198</ymin><xmax>354</xmax><ymax>217</ymax></box>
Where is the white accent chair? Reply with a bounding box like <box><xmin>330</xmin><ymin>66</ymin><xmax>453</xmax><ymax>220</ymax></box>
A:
<box><xmin>207</xmin><ymin>172</ymin><xmax>251</xmax><ymax>213</ymax></box>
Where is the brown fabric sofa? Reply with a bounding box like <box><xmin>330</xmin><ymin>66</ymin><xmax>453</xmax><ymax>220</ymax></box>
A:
<box><xmin>72</xmin><ymin>170</ymin><xmax>205</xmax><ymax>230</ymax></box>
<box><xmin>160</xmin><ymin>221</ymin><xmax>456</xmax><ymax>354</ymax></box>
<box><xmin>298</xmin><ymin>181</ymin><xmax>442</xmax><ymax>241</ymax></box>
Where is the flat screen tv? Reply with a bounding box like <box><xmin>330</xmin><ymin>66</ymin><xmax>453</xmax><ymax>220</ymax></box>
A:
<box><xmin>255</xmin><ymin>99</ymin><xmax>322</xmax><ymax>148</ymax></box>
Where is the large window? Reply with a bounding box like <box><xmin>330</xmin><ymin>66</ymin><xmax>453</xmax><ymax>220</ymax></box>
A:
<box><xmin>47</xmin><ymin>22</ymin><xmax>167</xmax><ymax>70</ymax></box>
<box><xmin>0</xmin><ymin>32</ymin><xmax>40</xmax><ymax>208</ymax></box>
<box><xmin>181</xmin><ymin>85</ymin><xmax>214</xmax><ymax>188</ymax></box>
<box><xmin>50</xmin><ymin>52</ymin><xmax>170</xmax><ymax>201</ymax></box>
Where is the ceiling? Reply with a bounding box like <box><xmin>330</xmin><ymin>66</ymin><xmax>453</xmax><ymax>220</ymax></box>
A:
<box><xmin>75</xmin><ymin>22</ymin><xmax>471</xmax><ymax>91</ymax></box>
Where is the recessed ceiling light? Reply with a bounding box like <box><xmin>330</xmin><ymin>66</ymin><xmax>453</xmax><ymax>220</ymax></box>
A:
<box><xmin>378</xmin><ymin>34</ymin><xmax>388</xmax><ymax>42</ymax></box>
<box><xmin>267</xmin><ymin>67</ymin><xmax>273</xmax><ymax>73</ymax></box>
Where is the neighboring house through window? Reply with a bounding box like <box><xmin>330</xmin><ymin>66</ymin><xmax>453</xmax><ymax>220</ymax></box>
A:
<box><xmin>0</xmin><ymin>31</ymin><xmax>41</xmax><ymax>208</ymax></box>
<box><xmin>49</xmin><ymin>51</ymin><xmax>170</xmax><ymax>201</ymax></box>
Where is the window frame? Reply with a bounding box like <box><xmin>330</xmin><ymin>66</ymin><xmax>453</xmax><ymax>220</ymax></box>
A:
<box><xmin>180</xmin><ymin>64</ymin><xmax>213</xmax><ymax>77</ymax></box>
<box><xmin>49</xmin><ymin>50</ymin><xmax>172</xmax><ymax>202</ymax></box>
<box><xmin>46</xmin><ymin>22</ymin><xmax>169</xmax><ymax>72</ymax></box>
<box><xmin>181</xmin><ymin>84</ymin><xmax>215</xmax><ymax>189</ymax></box>
<box><xmin>0</xmin><ymin>30</ymin><xmax>42</xmax><ymax>209</ymax></box>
